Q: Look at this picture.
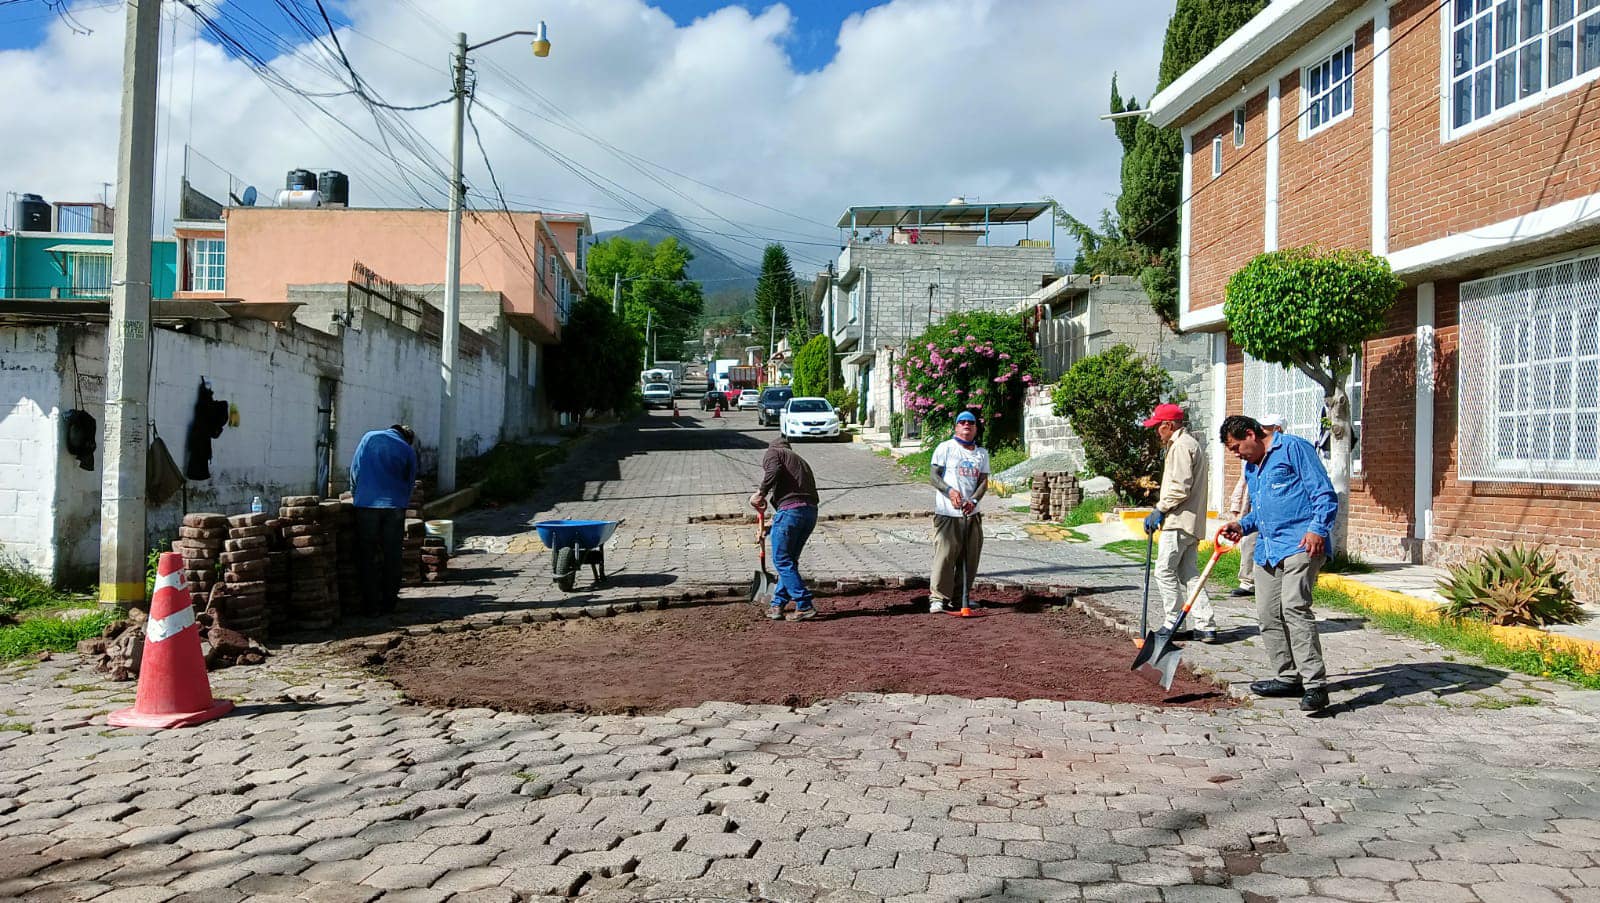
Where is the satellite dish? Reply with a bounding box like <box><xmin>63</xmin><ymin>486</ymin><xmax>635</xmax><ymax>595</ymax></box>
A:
<box><xmin>241</xmin><ymin>186</ymin><xmax>258</xmax><ymax>206</ymax></box>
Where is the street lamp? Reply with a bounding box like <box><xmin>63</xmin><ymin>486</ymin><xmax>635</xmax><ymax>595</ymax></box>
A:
<box><xmin>438</xmin><ymin>22</ymin><xmax>550</xmax><ymax>494</ymax></box>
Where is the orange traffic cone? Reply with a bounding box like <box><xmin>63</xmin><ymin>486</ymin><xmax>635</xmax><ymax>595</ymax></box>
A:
<box><xmin>673</xmin><ymin>402</ymin><xmax>680</xmax><ymax>417</ymax></box>
<box><xmin>713</xmin><ymin>405</ymin><xmax>722</xmax><ymax>418</ymax></box>
<box><xmin>108</xmin><ymin>551</ymin><xmax>234</xmax><ymax>729</ymax></box>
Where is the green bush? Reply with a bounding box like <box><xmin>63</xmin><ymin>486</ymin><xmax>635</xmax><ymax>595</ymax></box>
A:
<box><xmin>898</xmin><ymin>311</ymin><xmax>1041</xmax><ymax>447</ymax></box>
<box><xmin>1438</xmin><ymin>545</ymin><xmax>1584</xmax><ymax>627</ymax></box>
<box><xmin>1051</xmin><ymin>344</ymin><xmax>1179</xmax><ymax>504</ymax></box>
<box><xmin>889</xmin><ymin>412</ymin><xmax>904</xmax><ymax>447</ymax></box>
<box><xmin>825</xmin><ymin>389</ymin><xmax>857</xmax><ymax>422</ymax></box>
<box><xmin>792</xmin><ymin>334</ymin><xmax>838</xmax><ymax>397</ymax></box>
<box><xmin>0</xmin><ymin>611</ymin><xmax>114</xmax><ymax>660</ymax></box>
<box><xmin>0</xmin><ymin>560</ymin><xmax>67</xmax><ymax>617</ymax></box>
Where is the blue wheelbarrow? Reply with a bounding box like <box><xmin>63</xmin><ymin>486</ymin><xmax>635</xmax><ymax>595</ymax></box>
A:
<box><xmin>533</xmin><ymin>519</ymin><xmax>621</xmax><ymax>592</ymax></box>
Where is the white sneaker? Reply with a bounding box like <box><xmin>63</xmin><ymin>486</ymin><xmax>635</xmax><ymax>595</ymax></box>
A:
<box><xmin>929</xmin><ymin>599</ymin><xmax>946</xmax><ymax>613</ymax></box>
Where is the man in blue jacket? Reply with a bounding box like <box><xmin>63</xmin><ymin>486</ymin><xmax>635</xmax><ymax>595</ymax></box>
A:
<box><xmin>1218</xmin><ymin>414</ymin><xmax>1338</xmax><ymax>713</ymax></box>
<box><xmin>351</xmin><ymin>424</ymin><xmax>419</xmax><ymax>615</ymax></box>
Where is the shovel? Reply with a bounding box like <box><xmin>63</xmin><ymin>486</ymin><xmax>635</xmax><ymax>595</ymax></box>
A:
<box><xmin>749</xmin><ymin>507</ymin><xmax>776</xmax><ymax>604</ymax></box>
<box><xmin>1131</xmin><ymin>527</ymin><xmax>1235</xmax><ymax>690</ymax></box>
<box><xmin>1133</xmin><ymin>531</ymin><xmax>1154</xmax><ymax>648</ymax></box>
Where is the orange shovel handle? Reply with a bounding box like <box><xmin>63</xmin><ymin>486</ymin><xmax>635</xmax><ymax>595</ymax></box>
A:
<box><xmin>1177</xmin><ymin>527</ymin><xmax>1235</xmax><ymax>618</ymax></box>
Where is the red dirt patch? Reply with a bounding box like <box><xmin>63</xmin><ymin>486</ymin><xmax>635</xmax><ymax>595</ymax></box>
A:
<box><xmin>380</xmin><ymin>588</ymin><xmax>1236</xmax><ymax>714</ymax></box>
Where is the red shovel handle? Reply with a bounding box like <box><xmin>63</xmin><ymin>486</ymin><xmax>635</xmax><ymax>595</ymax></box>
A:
<box><xmin>757</xmin><ymin>508</ymin><xmax>767</xmax><ymax>565</ymax></box>
<box><xmin>1211</xmin><ymin>526</ymin><xmax>1237</xmax><ymax>553</ymax></box>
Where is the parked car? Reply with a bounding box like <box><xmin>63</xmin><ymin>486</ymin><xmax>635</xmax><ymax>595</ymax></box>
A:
<box><xmin>642</xmin><ymin>383</ymin><xmax>675</xmax><ymax>409</ymax></box>
<box><xmin>756</xmin><ymin>386</ymin><xmax>794</xmax><ymax>426</ymax></box>
<box><xmin>737</xmin><ymin>389</ymin><xmax>760</xmax><ymax>409</ymax></box>
<box><xmin>780</xmin><ymin>397</ymin><xmax>841</xmax><ymax>440</ymax></box>
<box><xmin>699</xmin><ymin>389</ymin><xmax>727</xmax><ymax>411</ymax></box>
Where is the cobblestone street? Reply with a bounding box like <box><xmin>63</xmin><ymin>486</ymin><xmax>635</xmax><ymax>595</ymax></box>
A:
<box><xmin>3</xmin><ymin>409</ymin><xmax>1599</xmax><ymax>903</ymax></box>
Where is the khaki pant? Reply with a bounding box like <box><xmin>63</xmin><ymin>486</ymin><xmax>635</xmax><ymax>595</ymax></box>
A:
<box><xmin>931</xmin><ymin>514</ymin><xmax>983</xmax><ymax>604</ymax></box>
<box><xmin>1155</xmin><ymin>528</ymin><xmax>1215</xmax><ymax>631</ymax></box>
<box><xmin>1237</xmin><ymin>532</ymin><xmax>1257</xmax><ymax>588</ymax></box>
<box><xmin>1255</xmin><ymin>552</ymin><xmax>1327</xmax><ymax>690</ymax></box>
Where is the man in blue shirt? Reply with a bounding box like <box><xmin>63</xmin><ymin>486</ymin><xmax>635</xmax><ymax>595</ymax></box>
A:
<box><xmin>351</xmin><ymin>424</ymin><xmax>419</xmax><ymax>615</ymax></box>
<box><xmin>1218</xmin><ymin>414</ymin><xmax>1338</xmax><ymax>712</ymax></box>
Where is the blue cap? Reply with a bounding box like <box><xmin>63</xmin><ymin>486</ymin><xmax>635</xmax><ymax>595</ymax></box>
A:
<box><xmin>955</xmin><ymin>411</ymin><xmax>978</xmax><ymax>423</ymax></box>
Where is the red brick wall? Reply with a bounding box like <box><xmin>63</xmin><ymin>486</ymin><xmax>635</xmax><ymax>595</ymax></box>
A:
<box><xmin>1188</xmin><ymin>92</ymin><xmax>1268</xmax><ymax>314</ymax></box>
<box><xmin>1389</xmin><ymin>0</ymin><xmax>1600</xmax><ymax>251</ymax></box>
<box><xmin>1346</xmin><ymin>296</ymin><xmax>1416</xmax><ymax>557</ymax></box>
<box><xmin>1277</xmin><ymin>25</ymin><xmax>1373</xmax><ymax>252</ymax></box>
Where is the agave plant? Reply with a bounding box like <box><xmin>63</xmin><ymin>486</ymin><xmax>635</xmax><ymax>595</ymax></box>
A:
<box><xmin>1437</xmin><ymin>545</ymin><xmax>1584</xmax><ymax>627</ymax></box>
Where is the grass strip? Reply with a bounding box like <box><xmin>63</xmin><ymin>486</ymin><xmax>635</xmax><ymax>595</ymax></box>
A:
<box><xmin>0</xmin><ymin>611</ymin><xmax>115</xmax><ymax>661</ymax></box>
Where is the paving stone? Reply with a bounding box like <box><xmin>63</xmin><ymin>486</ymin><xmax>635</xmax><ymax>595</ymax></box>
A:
<box><xmin>431</xmin><ymin>866</ymin><xmax>514</xmax><ymax>893</ymax></box>
<box><xmin>683</xmin><ymin>833</ymin><xmax>759</xmax><ymax>859</ymax></box>
<box><xmin>853</xmin><ymin>867</ymin><xmax>929</xmax><ymax>897</ymax></box>
<box><xmin>634</xmin><ymin>851</ymin><xmax>711</xmax><ymax>881</ymax></box>
<box><xmin>559</xmin><ymin>850</ymin><xmax>638</xmax><ymax>878</ymax></box>
<box><xmin>1392</xmin><ymin>881</ymin><xmax>1479</xmax><ymax>902</ymax></box>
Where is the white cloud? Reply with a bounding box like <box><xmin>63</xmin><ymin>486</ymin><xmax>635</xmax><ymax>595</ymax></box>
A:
<box><xmin>0</xmin><ymin>0</ymin><xmax>1170</xmax><ymax>272</ymax></box>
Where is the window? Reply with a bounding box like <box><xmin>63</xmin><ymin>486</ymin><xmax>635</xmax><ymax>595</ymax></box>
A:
<box><xmin>1303</xmin><ymin>41</ymin><xmax>1355</xmax><ymax>136</ymax></box>
<box><xmin>575</xmin><ymin>228</ymin><xmax>585</xmax><ymax>271</ymax></box>
<box><xmin>1451</xmin><ymin>0</ymin><xmax>1600</xmax><ymax>133</ymax></box>
<box><xmin>1243</xmin><ymin>354</ymin><xmax>1363</xmax><ymax>470</ymax></box>
<box><xmin>1458</xmin><ymin>253</ymin><xmax>1600</xmax><ymax>482</ymax></box>
<box><xmin>1233</xmin><ymin>105</ymin><xmax>1246</xmax><ymax>147</ymax></box>
<box><xmin>526</xmin><ymin>340</ymin><xmax>538</xmax><ymax>388</ymax></box>
<box><xmin>68</xmin><ymin>252</ymin><xmax>110</xmax><ymax>297</ymax></box>
<box><xmin>1211</xmin><ymin>136</ymin><xmax>1222</xmax><ymax>177</ymax></box>
<box><xmin>186</xmin><ymin>238</ymin><xmax>225</xmax><ymax>292</ymax></box>
<box><xmin>55</xmin><ymin>205</ymin><xmax>100</xmax><ymax>233</ymax></box>
<box><xmin>848</xmin><ymin>285</ymin><xmax>861</xmax><ymax>322</ymax></box>
<box><xmin>537</xmin><ymin>241</ymin><xmax>545</xmax><ymax>279</ymax></box>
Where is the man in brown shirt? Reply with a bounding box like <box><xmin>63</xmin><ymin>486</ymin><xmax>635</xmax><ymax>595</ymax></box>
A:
<box><xmin>1142</xmin><ymin>403</ymin><xmax>1216</xmax><ymax>643</ymax></box>
<box><xmin>749</xmin><ymin>435</ymin><xmax>821</xmax><ymax>620</ymax></box>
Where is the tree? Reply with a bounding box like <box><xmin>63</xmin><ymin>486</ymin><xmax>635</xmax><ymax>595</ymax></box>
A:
<box><xmin>791</xmin><ymin>334</ymin><xmax>838</xmax><ymax>397</ymax></box>
<box><xmin>1051</xmin><ymin>345</ymin><xmax>1181</xmax><ymax>504</ymax></box>
<box><xmin>1224</xmin><ymin>246</ymin><xmax>1402</xmax><ymax>549</ymax></box>
<box><xmin>544</xmin><ymin>294</ymin><xmax>645</xmax><ymax>429</ymax></box>
<box><xmin>899</xmin><ymin>311</ymin><xmax>1041</xmax><ymax>448</ymax></box>
<box><xmin>586</xmin><ymin>236</ymin><xmax>703</xmax><ymax>366</ymax></box>
<box><xmin>753</xmin><ymin>244</ymin><xmax>797</xmax><ymax>355</ymax></box>
<box><xmin>1060</xmin><ymin>1</ymin><xmax>1267</xmax><ymax>327</ymax></box>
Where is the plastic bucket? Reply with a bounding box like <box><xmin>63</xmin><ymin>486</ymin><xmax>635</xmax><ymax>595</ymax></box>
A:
<box><xmin>424</xmin><ymin>519</ymin><xmax>454</xmax><ymax>554</ymax></box>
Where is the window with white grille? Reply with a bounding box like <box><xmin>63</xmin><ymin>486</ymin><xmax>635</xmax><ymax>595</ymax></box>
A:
<box><xmin>1302</xmin><ymin>41</ymin><xmax>1355</xmax><ymax>137</ymax></box>
<box><xmin>1459</xmin><ymin>253</ymin><xmax>1600</xmax><ymax>483</ymax></box>
<box><xmin>69</xmin><ymin>252</ymin><xmax>110</xmax><ymax>297</ymax></box>
<box><xmin>1233</xmin><ymin>106</ymin><xmax>1246</xmax><ymax>147</ymax></box>
<box><xmin>1243</xmin><ymin>354</ymin><xmax>1363</xmax><ymax>470</ymax></box>
<box><xmin>1211</xmin><ymin>137</ymin><xmax>1222</xmax><ymax>177</ymax></box>
<box><xmin>187</xmin><ymin>238</ymin><xmax>225</xmax><ymax>292</ymax></box>
<box><xmin>1450</xmin><ymin>0</ymin><xmax>1600</xmax><ymax>134</ymax></box>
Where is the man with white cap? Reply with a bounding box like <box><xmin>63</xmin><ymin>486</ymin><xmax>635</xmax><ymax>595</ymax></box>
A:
<box><xmin>1227</xmin><ymin>413</ymin><xmax>1284</xmax><ymax>597</ymax></box>
<box><xmin>928</xmin><ymin>410</ymin><xmax>989</xmax><ymax>613</ymax></box>
<box><xmin>1141</xmin><ymin>402</ymin><xmax>1216</xmax><ymax>643</ymax></box>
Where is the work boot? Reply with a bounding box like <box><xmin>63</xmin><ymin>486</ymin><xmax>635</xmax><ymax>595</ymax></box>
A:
<box><xmin>1229</xmin><ymin>585</ymin><xmax>1255</xmax><ymax>597</ymax></box>
<box><xmin>788</xmin><ymin>606</ymin><xmax>817</xmax><ymax>621</ymax></box>
<box><xmin>1300</xmin><ymin>688</ymin><xmax>1330</xmax><ymax>712</ymax></box>
<box><xmin>929</xmin><ymin>599</ymin><xmax>947</xmax><ymax>614</ymax></box>
<box><xmin>766</xmin><ymin>605</ymin><xmax>785</xmax><ymax>620</ymax></box>
<box><xmin>1249</xmin><ymin>678</ymin><xmax>1303</xmax><ymax>698</ymax></box>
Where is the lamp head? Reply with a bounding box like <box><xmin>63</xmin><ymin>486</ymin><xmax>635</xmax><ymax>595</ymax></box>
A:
<box><xmin>531</xmin><ymin>20</ymin><xmax>550</xmax><ymax>57</ymax></box>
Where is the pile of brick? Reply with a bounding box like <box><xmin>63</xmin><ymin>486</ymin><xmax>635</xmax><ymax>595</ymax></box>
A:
<box><xmin>333</xmin><ymin>499</ymin><xmax>361</xmax><ymax>613</ymax></box>
<box><xmin>403</xmin><ymin>481</ymin><xmax>426</xmax><ymax>586</ymax></box>
<box><xmin>176</xmin><ymin>513</ymin><xmax>227</xmax><ymax>603</ymax></box>
<box><xmin>1030</xmin><ymin>472</ymin><xmax>1083</xmax><ymax>521</ymax></box>
<box><xmin>280</xmin><ymin>495</ymin><xmax>334</xmax><ymax>631</ymax></box>
<box><xmin>264</xmin><ymin>517</ymin><xmax>291</xmax><ymax>631</ymax></box>
<box><xmin>209</xmin><ymin>512</ymin><xmax>272</xmax><ymax>640</ymax></box>
<box><xmin>318</xmin><ymin>500</ymin><xmax>344</xmax><ymax>620</ymax></box>
<box><xmin>421</xmin><ymin>535</ymin><xmax>449</xmax><ymax>582</ymax></box>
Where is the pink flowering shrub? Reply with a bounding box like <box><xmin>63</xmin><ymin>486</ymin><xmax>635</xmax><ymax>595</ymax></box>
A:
<box><xmin>897</xmin><ymin>311</ymin><xmax>1041</xmax><ymax>446</ymax></box>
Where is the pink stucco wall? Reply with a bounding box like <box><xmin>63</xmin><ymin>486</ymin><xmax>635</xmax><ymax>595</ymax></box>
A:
<box><xmin>217</xmin><ymin>207</ymin><xmax>576</xmax><ymax>340</ymax></box>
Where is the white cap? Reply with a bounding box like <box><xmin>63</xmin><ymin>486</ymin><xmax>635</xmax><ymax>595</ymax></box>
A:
<box><xmin>1260</xmin><ymin>412</ymin><xmax>1286</xmax><ymax>429</ymax></box>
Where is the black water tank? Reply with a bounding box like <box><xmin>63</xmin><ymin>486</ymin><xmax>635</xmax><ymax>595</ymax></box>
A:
<box><xmin>285</xmin><ymin>169</ymin><xmax>318</xmax><ymax>191</ymax></box>
<box><xmin>15</xmin><ymin>193</ymin><xmax>50</xmax><ymax>231</ymax></box>
<box><xmin>317</xmin><ymin>170</ymin><xmax>349</xmax><ymax>207</ymax></box>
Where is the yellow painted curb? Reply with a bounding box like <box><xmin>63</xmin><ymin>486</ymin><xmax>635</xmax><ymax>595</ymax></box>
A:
<box><xmin>1318</xmin><ymin>572</ymin><xmax>1600</xmax><ymax>676</ymax></box>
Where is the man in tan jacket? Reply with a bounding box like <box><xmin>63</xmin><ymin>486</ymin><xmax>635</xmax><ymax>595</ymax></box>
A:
<box><xmin>1142</xmin><ymin>403</ymin><xmax>1217</xmax><ymax>643</ymax></box>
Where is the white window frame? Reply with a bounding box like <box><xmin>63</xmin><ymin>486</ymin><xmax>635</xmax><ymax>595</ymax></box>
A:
<box><xmin>68</xmin><ymin>252</ymin><xmax>111</xmax><ymax>298</ymax></box>
<box><xmin>526</xmin><ymin>340</ymin><xmax>538</xmax><ymax>388</ymax></box>
<box><xmin>1445</xmin><ymin>0</ymin><xmax>1600</xmax><ymax>140</ymax></box>
<box><xmin>1301</xmin><ymin>39</ymin><xmax>1356</xmax><ymax>138</ymax></box>
<box><xmin>1233</xmin><ymin>105</ymin><xmax>1246</xmax><ymax>147</ymax></box>
<box><xmin>186</xmin><ymin>238</ymin><xmax>225</xmax><ymax>293</ymax></box>
<box><xmin>1211</xmin><ymin>136</ymin><xmax>1223</xmax><ymax>177</ymax></box>
<box><xmin>1243</xmin><ymin>354</ymin><xmax>1363</xmax><ymax>472</ymax></box>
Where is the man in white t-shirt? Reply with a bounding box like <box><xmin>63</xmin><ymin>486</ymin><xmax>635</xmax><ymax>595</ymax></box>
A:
<box><xmin>928</xmin><ymin>411</ymin><xmax>990</xmax><ymax>613</ymax></box>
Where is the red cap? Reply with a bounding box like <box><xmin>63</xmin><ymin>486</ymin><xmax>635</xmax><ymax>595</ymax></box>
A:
<box><xmin>1142</xmin><ymin>403</ymin><xmax>1186</xmax><ymax>428</ymax></box>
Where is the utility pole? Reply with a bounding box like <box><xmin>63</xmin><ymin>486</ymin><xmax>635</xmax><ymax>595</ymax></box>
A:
<box><xmin>612</xmin><ymin>271</ymin><xmax>621</xmax><ymax>315</ymax></box>
<box><xmin>768</xmin><ymin>305</ymin><xmax>777</xmax><ymax>364</ymax></box>
<box><xmin>643</xmin><ymin>309</ymin><xmax>652</xmax><ymax>369</ymax></box>
<box><xmin>99</xmin><ymin>0</ymin><xmax>161</xmax><ymax>609</ymax></box>
<box><xmin>438</xmin><ymin>31</ymin><xmax>469</xmax><ymax>495</ymax></box>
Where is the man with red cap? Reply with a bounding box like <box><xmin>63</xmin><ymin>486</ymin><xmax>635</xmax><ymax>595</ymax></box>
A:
<box><xmin>1142</xmin><ymin>402</ymin><xmax>1217</xmax><ymax>643</ymax></box>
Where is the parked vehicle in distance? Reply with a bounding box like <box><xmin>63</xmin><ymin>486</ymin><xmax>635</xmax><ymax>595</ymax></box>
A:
<box><xmin>756</xmin><ymin>386</ymin><xmax>794</xmax><ymax>426</ymax></box>
<box><xmin>737</xmin><ymin>389</ymin><xmax>760</xmax><ymax>409</ymax></box>
<box><xmin>780</xmin><ymin>397</ymin><xmax>841</xmax><ymax>440</ymax></box>
<box><xmin>642</xmin><ymin>383</ymin><xmax>675</xmax><ymax>409</ymax></box>
<box><xmin>700</xmin><ymin>389</ymin><xmax>727</xmax><ymax>411</ymax></box>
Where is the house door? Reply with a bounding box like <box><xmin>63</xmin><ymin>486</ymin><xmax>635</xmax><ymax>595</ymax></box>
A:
<box><xmin>315</xmin><ymin>377</ymin><xmax>337</xmax><ymax>499</ymax></box>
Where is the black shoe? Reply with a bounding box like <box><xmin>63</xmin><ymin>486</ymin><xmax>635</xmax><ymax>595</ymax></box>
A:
<box><xmin>1229</xmin><ymin>586</ymin><xmax>1255</xmax><ymax>597</ymax></box>
<box><xmin>1198</xmin><ymin>630</ymin><xmax>1219</xmax><ymax>644</ymax></box>
<box><xmin>1171</xmin><ymin>630</ymin><xmax>1194</xmax><ymax>641</ymax></box>
<box><xmin>1300</xmin><ymin>688</ymin><xmax>1330</xmax><ymax>712</ymax></box>
<box><xmin>1250</xmin><ymin>678</ymin><xmax>1303</xmax><ymax>698</ymax></box>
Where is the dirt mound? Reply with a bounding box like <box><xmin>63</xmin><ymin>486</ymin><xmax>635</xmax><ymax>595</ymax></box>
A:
<box><xmin>379</xmin><ymin>588</ymin><xmax>1235</xmax><ymax>715</ymax></box>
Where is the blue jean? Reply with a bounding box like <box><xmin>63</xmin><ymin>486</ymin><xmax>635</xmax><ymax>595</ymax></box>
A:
<box><xmin>770</xmin><ymin>504</ymin><xmax>817</xmax><ymax>608</ymax></box>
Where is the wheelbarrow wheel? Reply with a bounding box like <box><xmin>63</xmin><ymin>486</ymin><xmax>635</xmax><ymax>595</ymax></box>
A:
<box><xmin>555</xmin><ymin>546</ymin><xmax>577</xmax><ymax>592</ymax></box>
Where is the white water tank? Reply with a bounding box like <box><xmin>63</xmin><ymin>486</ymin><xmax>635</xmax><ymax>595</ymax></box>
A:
<box><xmin>275</xmin><ymin>188</ymin><xmax>323</xmax><ymax>209</ymax></box>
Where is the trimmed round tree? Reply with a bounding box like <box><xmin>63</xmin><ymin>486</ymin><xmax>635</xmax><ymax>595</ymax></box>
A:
<box><xmin>791</xmin><ymin>334</ymin><xmax>837</xmax><ymax>397</ymax></box>
<box><xmin>1051</xmin><ymin>344</ymin><xmax>1179</xmax><ymax>504</ymax></box>
<box><xmin>1224</xmin><ymin>246</ymin><xmax>1402</xmax><ymax>550</ymax></box>
<box><xmin>898</xmin><ymin>311</ymin><xmax>1041</xmax><ymax>447</ymax></box>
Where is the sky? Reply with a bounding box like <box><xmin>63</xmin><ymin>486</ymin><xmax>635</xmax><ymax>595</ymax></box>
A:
<box><xmin>0</xmin><ymin>0</ymin><xmax>1173</xmax><ymax>274</ymax></box>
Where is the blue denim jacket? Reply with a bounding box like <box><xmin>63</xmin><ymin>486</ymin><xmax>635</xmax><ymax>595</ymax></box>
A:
<box><xmin>1238</xmin><ymin>432</ymin><xmax>1338</xmax><ymax>567</ymax></box>
<box><xmin>351</xmin><ymin>429</ymin><xmax>418</xmax><ymax>509</ymax></box>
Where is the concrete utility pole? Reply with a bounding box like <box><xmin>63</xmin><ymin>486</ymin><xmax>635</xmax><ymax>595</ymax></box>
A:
<box><xmin>643</xmin><ymin>309</ymin><xmax>652</xmax><ymax>369</ymax></box>
<box><xmin>437</xmin><ymin>31</ymin><xmax>469</xmax><ymax>495</ymax></box>
<box><xmin>612</xmin><ymin>271</ymin><xmax>621</xmax><ymax>315</ymax></box>
<box><xmin>100</xmin><ymin>0</ymin><xmax>162</xmax><ymax>609</ymax></box>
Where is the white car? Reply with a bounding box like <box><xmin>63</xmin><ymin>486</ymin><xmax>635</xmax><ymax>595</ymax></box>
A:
<box><xmin>780</xmin><ymin>397</ymin><xmax>841</xmax><ymax>440</ymax></box>
<box><xmin>642</xmin><ymin>383</ymin><xmax>675</xmax><ymax>409</ymax></box>
<box><xmin>737</xmin><ymin>389</ymin><xmax>760</xmax><ymax>409</ymax></box>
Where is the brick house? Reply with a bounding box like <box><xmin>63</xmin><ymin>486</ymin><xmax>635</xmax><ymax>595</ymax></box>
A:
<box><xmin>1148</xmin><ymin>0</ymin><xmax>1600</xmax><ymax>595</ymax></box>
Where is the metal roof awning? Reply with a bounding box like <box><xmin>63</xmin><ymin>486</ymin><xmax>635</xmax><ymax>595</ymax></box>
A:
<box><xmin>0</xmin><ymin>299</ymin><xmax>234</xmax><ymax>325</ymax></box>
<box><xmin>836</xmin><ymin>201</ymin><xmax>1053</xmax><ymax>229</ymax></box>
<box><xmin>41</xmin><ymin>243</ymin><xmax>113</xmax><ymax>255</ymax></box>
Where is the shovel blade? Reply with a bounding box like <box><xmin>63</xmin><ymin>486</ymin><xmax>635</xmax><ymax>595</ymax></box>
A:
<box><xmin>749</xmin><ymin>569</ymin><xmax>775</xmax><ymax>605</ymax></box>
<box><xmin>1147</xmin><ymin>645</ymin><xmax>1184</xmax><ymax>691</ymax></box>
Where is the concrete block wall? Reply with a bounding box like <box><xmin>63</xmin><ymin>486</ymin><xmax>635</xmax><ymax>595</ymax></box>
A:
<box><xmin>0</xmin><ymin>329</ymin><xmax>64</xmax><ymax>577</ymax></box>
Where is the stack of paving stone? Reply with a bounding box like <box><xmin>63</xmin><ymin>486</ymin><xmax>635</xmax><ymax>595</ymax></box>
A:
<box><xmin>211</xmin><ymin>512</ymin><xmax>272</xmax><ymax>640</ymax></box>
<box><xmin>1031</xmin><ymin>472</ymin><xmax>1082</xmax><ymax>521</ymax></box>
<box><xmin>264</xmin><ymin>516</ymin><xmax>291</xmax><ymax>630</ymax></box>
<box><xmin>319</xmin><ymin>500</ymin><xmax>345</xmax><ymax>620</ymax></box>
<box><xmin>176</xmin><ymin>513</ymin><xmax>228</xmax><ymax>604</ymax></box>
<box><xmin>421</xmin><ymin>535</ymin><xmax>449</xmax><ymax>582</ymax></box>
<box><xmin>280</xmin><ymin>495</ymin><xmax>334</xmax><ymax>631</ymax></box>
<box><xmin>402</xmin><ymin>518</ymin><xmax>426</xmax><ymax>587</ymax></box>
<box><xmin>333</xmin><ymin>498</ymin><xmax>361</xmax><ymax>613</ymax></box>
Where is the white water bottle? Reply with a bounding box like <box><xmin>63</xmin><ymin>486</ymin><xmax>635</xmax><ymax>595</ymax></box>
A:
<box><xmin>250</xmin><ymin>496</ymin><xmax>263</xmax><ymax>514</ymax></box>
